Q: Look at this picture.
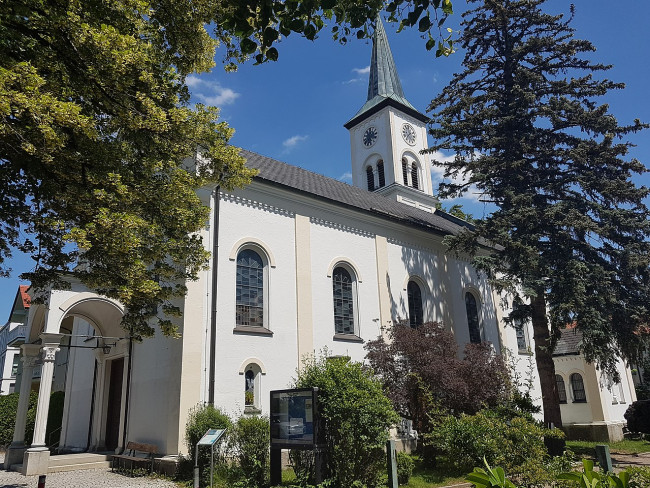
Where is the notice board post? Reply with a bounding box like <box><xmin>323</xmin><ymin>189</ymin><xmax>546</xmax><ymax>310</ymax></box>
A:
<box><xmin>269</xmin><ymin>388</ymin><xmax>323</xmax><ymax>486</ymax></box>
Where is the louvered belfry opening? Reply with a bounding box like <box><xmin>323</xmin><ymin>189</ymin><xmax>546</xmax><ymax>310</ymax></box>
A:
<box><xmin>366</xmin><ymin>166</ymin><xmax>375</xmax><ymax>191</ymax></box>
<box><xmin>411</xmin><ymin>163</ymin><xmax>419</xmax><ymax>190</ymax></box>
<box><xmin>377</xmin><ymin>160</ymin><xmax>385</xmax><ymax>187</ymax></box>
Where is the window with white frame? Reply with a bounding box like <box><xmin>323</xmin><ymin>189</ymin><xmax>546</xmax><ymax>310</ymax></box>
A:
<box><xmin>332</xmin><ymin>266</ymin><xmax>357</xmax><ymax>335</ymax></box>
<box><xmin>236</xmin><ymin>249</ymin><xmax>265</xmax><ymax>327</ymax></box>
<box><xmin>465</xmin><ymin>292</ymin><xmax>482</xmax><ymax>344</ymax></box>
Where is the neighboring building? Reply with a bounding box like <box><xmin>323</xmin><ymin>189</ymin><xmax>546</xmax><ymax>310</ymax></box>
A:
<box><xmin>0</xmin><ymin>286</ymin><xmax>30</xmax><ymax>395</ymax></box>
<box><xmin>553</xmin><ymin>326</ymin><xmax>636</xmax><ymax>442</ymax></box>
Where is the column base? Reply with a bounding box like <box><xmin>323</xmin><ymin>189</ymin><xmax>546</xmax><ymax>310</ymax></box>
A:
<box><xmin>22</xmin><ymin>448</ymin><xmax>51</xmax><ymax>476</ymax></box>
<box><xmin>4</xmin><ymin>443</ymin><xmax>26</xmax><ymax>471</ymax></box>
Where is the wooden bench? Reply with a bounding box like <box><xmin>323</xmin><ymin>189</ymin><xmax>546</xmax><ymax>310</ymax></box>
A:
<box><xmin>111</xmin><ymin>441</ymin><xmax>159</xmax><ymax>476</ymax></box>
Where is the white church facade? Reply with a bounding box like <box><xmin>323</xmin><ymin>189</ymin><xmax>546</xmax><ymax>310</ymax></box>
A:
<box><xmin>3</xmin><ymin>17</ymin><xmax>634</xmax><ymax>475</ymax></box>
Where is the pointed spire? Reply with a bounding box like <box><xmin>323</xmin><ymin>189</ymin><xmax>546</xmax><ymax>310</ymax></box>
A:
<box><xmin>344</xmin><ymin>15</ymin><xmax>426</xmax><ymax>128</ymax></box>
<box><xmin>367</xmin><ymin>15</ymin><xmax>406</xmax><ymax>101</ymax></box>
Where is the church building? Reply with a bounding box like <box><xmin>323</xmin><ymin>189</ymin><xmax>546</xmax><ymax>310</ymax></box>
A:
<box><xmin>6</xmin><ymin>18</ymin><xmax>533</xmax><ymax>474</ymax></box>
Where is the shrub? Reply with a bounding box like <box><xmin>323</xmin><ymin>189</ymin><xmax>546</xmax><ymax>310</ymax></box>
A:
<box><xmin>0</xmin><ymin>391</ymin><xmax>40</xmax><ymax>448</ymax></box>
<box><xmin>228</xmin><ymin>415</ymin><xmax>270</xmax><ymax>488</ymax></box>
<box><xmin>428</xmin><ymin>409</ymin><xmax>563</xmax><ymax>486</ymax></box>
<box><xmin>396</xmin><ymin>451</ymin><xmax>414</xmax><ymax>485</ymax></box>
<box><xmin>624</xmin><ymin>400</ymin><xmax>650</xmax><ymax>434</ymax></box>
<box><xmin>292</xmin><ymin>354</ymin><xmax>398</xmax><ymax>488</ymax></box>
<box><xmin>184</xmin><ymin>403</ymin><xmax>231</xmax><ymax>484</ymax></box>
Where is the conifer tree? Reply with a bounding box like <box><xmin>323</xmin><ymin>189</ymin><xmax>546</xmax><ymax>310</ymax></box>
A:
<box><xmin>429</xmin><ymin>0</ymin><xmax>650</xmax><ymax>427</ymax></box>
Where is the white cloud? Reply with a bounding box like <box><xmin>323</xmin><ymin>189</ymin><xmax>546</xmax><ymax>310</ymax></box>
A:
<box><xmin>429</xmin><ymin>151</ymin><xmax>486</xmax><ymax>203</ymax></box>
<box><xmin>352</xmin><ymin>66</ymin><xmax>370</xmax><ymax>75</ymax></box>
<box><xmin>185</xmin><ymin>75</ymin><xmax>240</xmax><ymax>106</ymax></box>
<box><xmin>282</xmin><ymin>135</ymin><xmax>309</xmax><ymax>151</ymax></box>
<box><xmin>338</xmin><ymin>172</ymin><xmax>353</xmax><ymax>183</ymax></box>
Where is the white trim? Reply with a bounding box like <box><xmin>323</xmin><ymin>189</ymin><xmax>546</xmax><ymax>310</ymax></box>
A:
<box><xmin>229</xmin><ymin>238</ymin><xmax>277</xmax><ymax>267</ymax></box>
<box><xmin>238</xmin><ymin>357</ymin><xmax>268</xmax><ymax>375</ymax></box>
<box><xmin>326</xmin><ymin>258</ymin><xmax>363</xmax><ymax>282</ymax></box>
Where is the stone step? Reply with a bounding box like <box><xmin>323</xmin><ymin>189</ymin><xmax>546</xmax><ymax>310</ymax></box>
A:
<box><xmin>49</xmin><ymin>453</ymin><xmax>112</xmax><ymax>467</ymax></box>
<box><xmin>48</xmin><ymin>460</ymin><xmax>112</xmax><ymax>473</ymax></box>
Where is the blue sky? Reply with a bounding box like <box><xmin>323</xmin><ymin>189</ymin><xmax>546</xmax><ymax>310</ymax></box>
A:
<box><xmin>2</xmin><ymin>0</ymin><xmax>649</xmax><ymax>318</ymax></box>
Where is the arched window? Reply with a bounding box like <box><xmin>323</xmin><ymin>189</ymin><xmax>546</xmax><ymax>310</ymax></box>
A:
<box><xmin>407</xmin><ymin>280</ymin><xmax>423</xmax><ymax>328</ymax></box>
<box><xmin>236</xmin><ymin>249</ymin><xmax>264</xmax><ymax>327</ymax></box>
<box><xmin>556</xmin><ymin>375</ymin><xmax>567</xmax><ymax>404</ymax></box>
<box><xmin>570</xmin><ymin>373</ymin><xmax>586</xmax><ymax>403</ymax></box>
<box><xmin>366</xmin><ymin>166</ymin><xmax>375</xmax><ymax>191</ymax></box>
<box><xmin>377</xmin><ymin>161</ymin><xmax>385</xmax><ymax>188</ymax></box>
<box><xmin>243</xmin><ymin>363</ymin><xmax>262</xmax><ymax>412</ymax></box>
<box><xmin>402</xmin><ymin>159</ymin><xmax>409</xmax><ymax>186</ymax></box>
<box><xmin>245</xmin><ymin>369</ymin><xmax>255</xmax><ymax>407</ymax></box>
<box><xmin>411</xmin><ymin>163</ymin><xmax>419</xmax><ymax>190</ymax></box>
<box><xmin>332</xmin><ymin>266</ymin><xmax>356</xmax><ymax>335</ymax></box>
<box><xmin>465</xmin><ymin>292</ymin><xmax>481</xmax><ymax>344</ymax></box>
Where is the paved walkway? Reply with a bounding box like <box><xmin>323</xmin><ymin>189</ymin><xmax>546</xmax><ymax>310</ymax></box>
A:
<box><xmin>0</xmin><ymin>453</ymin><xmax>178</xmax><ymax>488</ymax></box>
<box><xmin>611</xmin><ymin>451</ymin><xmax>650</xmax><ymax>469</ymax></box>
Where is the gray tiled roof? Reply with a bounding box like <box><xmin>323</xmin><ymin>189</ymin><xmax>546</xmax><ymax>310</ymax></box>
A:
<box><xmin>241</xmin><ymin>149</ymin><xmax>472</xmax><ymax>237</ymax></box>
<box><xmin>553</xmin><ymin>327</ymin><xmax>582</xmax><ymax>356</ymax></box>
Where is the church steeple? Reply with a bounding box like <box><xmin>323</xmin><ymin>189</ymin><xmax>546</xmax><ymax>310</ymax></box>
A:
<box><xmin>345</xmin><ymin>16</ymin><xmax>438</xmax><ymax>213</ymax></box>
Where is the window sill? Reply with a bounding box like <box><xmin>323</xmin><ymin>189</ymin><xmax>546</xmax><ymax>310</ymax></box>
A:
<box><xmin>572</xmin><ymin>400</ymin><xmax>587</xmax><ymax>404</ymax></box>
<box><xmin>244</xmin><ymin>406</ymin><xmax>262</xmax><ymax>415</ymax></box>
<box><xmin>517</xmin><ymin>350</ymin><xmax>533</xmax><ymax>356</ymax></box>
<box><xmin>333</xmin><ymin>333</ymin><xmax>363</xmax><ymax>343</ymax></box>
<box><xmin>233</xmin><ymin>326</ymin><xmax>273</xmax><ymax>336</ymax></box>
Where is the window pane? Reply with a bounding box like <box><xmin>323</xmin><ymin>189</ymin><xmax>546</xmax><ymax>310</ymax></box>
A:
<box><xmin>245</xmin><ymin>370</ymin><xmax>255</xmax><ymax>406</ymax></box>
<box><xmin>571</xmin><ymin>373</ymin><xmax>586</xmax><ymax>402</ymax></box>
<box><xmin>556</xmin><ymin>375</ymin><xmax>567</xmax><ymax>404</ymax></box>
<box><xmin>366</xmin><ymin>167</ymin><xmax>375</xmax><ymax>191</ymax></box>
<box><xmin>407</xmin><ymin>281</ymin><xmax>423</xmax><ymax>328</ymax></box>
<box><xmin>465</xmin><ymin>292</ymin><xmax>481</xmax><ymax>344</ymax></box>
<box><xmin>515</xmin><ymin>323</ymin><xmax>528</xmax><ymax>351</ymax></box>
<box><xmin>236</xmin><ymin>249</ymin><xmax>264</xmax><ymax>326</ymax></box>
<box><xmin>333</xmin><ymin>267</ymin><xmax>354</xmax><ymax>334</ymax></box>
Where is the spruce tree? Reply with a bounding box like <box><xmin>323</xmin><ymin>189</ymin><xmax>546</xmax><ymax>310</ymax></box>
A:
<box><xmin>429</xmin><ymin>0</ymin><xmax>650</xmax><ymax>427</ymax></box>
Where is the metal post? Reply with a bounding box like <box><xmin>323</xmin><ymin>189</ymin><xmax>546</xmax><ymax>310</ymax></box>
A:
<box><xmin>270</xmin><ymin>447</ymin><xmax>282</xmax><ymax>485</ymax></box>
<box><xmin>386</xmin><ymin>440</ymin><xmax>398</xmax><ymax>488</ymax></box>
<box><xmin>194</xmin><ymin>444</ymin><xmax>200</xmax><ymax>488</ymax></box>
<box><xmin>210</xmin><ymin>444</ymin><xmax>214</xmax><ymax>488</ymax></box>
<box><xmin>38</xmin><ymin>475</ymin><xmax>46</xmax><ymax>488</ymax></box>
<box><xmin>595</xmin><ymin>444</ymin><xmax>613</xmax><ymax>473</ymax></box>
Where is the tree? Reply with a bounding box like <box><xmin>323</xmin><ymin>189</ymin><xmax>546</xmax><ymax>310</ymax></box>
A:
<box><xmin>293</xmin><ymin>354</ymin><xmax>398</xmax><ymax>488</ymax></box>
<box><xmin>1</xmin><ymin>0</ymin><xmax>454</xmax><ymax>339</ymax></box>
<box><xmin>365</xmin><ymin>322</ymin><xmax>510</xmax><ymax>433</ymax></box>
<box><xmin>428</xmin><ymin>0</ymin><xmax>650</xmax><ymax>428</ymax></box>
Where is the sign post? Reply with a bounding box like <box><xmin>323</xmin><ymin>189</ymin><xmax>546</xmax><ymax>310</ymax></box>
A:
<box><xmin>194</xmin><ymin>428</ymin><xmax>226</xmax><ymax>488</ymax></box>
<box><xmin>270</xmin><ymin>388</ymin><xmax>323</xmax><ymax>486</ymax></box>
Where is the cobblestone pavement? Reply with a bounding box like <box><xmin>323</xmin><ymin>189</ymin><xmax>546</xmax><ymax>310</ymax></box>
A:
<box><xmin>0</xmin><ymin>453</ymin><xmax>180</xmax><ymax>488</ymax></box>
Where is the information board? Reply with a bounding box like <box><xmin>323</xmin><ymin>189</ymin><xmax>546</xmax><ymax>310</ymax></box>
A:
<box><xmin>270</xmin><ymin>388</ymin><xmax>320</xmax><ymax>448</ymax></box>
<box><xmin>197</xmin><ymin>428</ymin><xmax>226</xmax><ymax>446</ymax></box>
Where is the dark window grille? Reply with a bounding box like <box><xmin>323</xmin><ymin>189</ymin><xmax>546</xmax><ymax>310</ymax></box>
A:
<box><xmin>333</xmin><ymin>267</ymin><xmax>355</xmax><ymax>334</ymax></box>
<box><xmin>411</xmin><ymin>163</ymin><xmax>419</xmax><ymax>189</ymax></box>
<box><xmin>377</xmin><ymin>161</ymin><xmax>385</xmax><ymax>187</ymax></box>
<box><xmin>236</xmin><ymin>249</ymin><xmax>264</xmax><ymax>327</ymax></box>
<box><xmin>465</xmin><ymin>292</ymin><xmax>481</xmax><ymax>344</ymax></box>
<box><xmin>571</xmin><ymin>373</ymin><xmax>587</xmax><ymax>402</ymax></box>
<box><xmin>402</xmin><ymin>159</ymin><xmax>409</xmax><ymax>185</ymax></box>
<box><xmin>366</xmin><ymin>166</ymin><xmax>375</xmax><ymax>191</ymax></box>
<box><xmin>556</xmin><ymin>375</ymin><xmax>567</xmax><ymax>404</ymax></box>
<box><xmin>407</xmin><ymin>281</ymin><xmax>423</xmax><ymax>328</ymax></box>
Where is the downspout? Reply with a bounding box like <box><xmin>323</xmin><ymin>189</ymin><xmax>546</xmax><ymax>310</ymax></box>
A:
<box><xmin>121</xmin><ymin>337</ymin><xmax>133</xmax><ymax>452</ymax></box>
<box><xmin>208</xmin><ymin>187</ymin><xmax>220</xmax><ymax>405</ymax></box>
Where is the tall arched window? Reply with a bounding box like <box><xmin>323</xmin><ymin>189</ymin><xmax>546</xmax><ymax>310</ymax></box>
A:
<box><xmin>402</xmin><ymin>159</ymin><xmax>409</xmax><ymax>185</ymax></box>
<box><xmin>570</xmin><ymin>373</ymin><xmax>586</xmax><ymax>403</ymax></box>
<box><xmin>411</xmin><ymin>163</ymin><xmax>419</xmax><ymax>189</ymax></box>
<box><xmin>245</xmin><ymin>369</ymin><xmax>255</xmax><ymax>407</ymax></box>
<box><xmin>465</xmin><ymin>292</ymin><xmax>481</xmax><ymax>344</ymax></box>
<box><xmin>377</xmin><ymin>161</ymin><xmax>385</xmax><ymax>188</ymax></box>
<box><xmin>236</xmin><ymin>249</ymin><xmax>264</xmax><ymax>327</ymax></box>
<box><xmin>333</xmin><ymin>266</ymin><xmax>356</xmax><ymax>335</ymax></box>
<box><xmin>366</xmin><ymin>166</ymin><xmax>375</xmax><ymax>191</ymax></box>
<box><xmin>556</xmin><ymin>375</ymin><xmax>567</xmax><ymax>404</ymax></box>
<box><xmin>407</xmin><ymin>280</ymin><xmax>423</xmax><ymax>328</ymax></box>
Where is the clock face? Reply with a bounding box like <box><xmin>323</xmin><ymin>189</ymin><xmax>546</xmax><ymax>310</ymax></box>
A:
<box><xmin>402</xmin><ymin>123</ymin><xmax>416</xmax><ymax>145</ymax></box>
<box><xmin>363</xmin><ymin>126</ymin><xmax>378</xmax><ymax>147</ymax></box>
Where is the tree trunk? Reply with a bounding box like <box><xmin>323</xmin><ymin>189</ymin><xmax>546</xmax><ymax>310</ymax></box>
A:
<box><xmin>531</xmin><ymin>291</ymin><xmax>563</xmax><ymax>428</ymax></box>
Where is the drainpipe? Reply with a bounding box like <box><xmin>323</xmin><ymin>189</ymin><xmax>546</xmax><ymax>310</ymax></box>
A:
<box><xmin>208</xmin><ymin>187</ymin><xmax>220</xmax><ymax>405</ymax></box>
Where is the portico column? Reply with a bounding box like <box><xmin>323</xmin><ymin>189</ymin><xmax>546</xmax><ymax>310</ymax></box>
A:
<box><xmin>4</xmin><ymin>344</ymin><xmax>41</xmax><ymax>470</ymax></box>
<box><xmin>30</xmin><ymin>336</ymin><xmax>63</xmax><ymax>449</ymax></box>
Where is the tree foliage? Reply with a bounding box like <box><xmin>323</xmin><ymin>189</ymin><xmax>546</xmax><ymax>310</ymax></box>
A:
<box><xmin>293</xmin><ymin>354</ymin><xmax>398</xmax><ymax>488</ymax></box>
<box><xmin>365</xmin><ymin>322</ymin><xmax>510</xmax><ymax>432</ymax></box>
<box><xmin>428</xmin><ymin>0</ymin><xmax>650</xmax><ymax>426</ymax></box>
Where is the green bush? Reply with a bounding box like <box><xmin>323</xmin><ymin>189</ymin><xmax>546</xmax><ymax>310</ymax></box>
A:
<box><xmin>428</xmin><ymin>409</ymin><xmax>563</xmax><ymax>486</ymax></box>
<box><xmin>184</xmin><ymin>403</ymin><xmax>231</xmax><ymax>484</ymax></box>
<box><xmin>228</xmin><ymin>415</ymin><xmax>270</xmax><ymax>488</ymax></box>
<box><xmin>396</xmin><ymin>451</ymin><xmax>414</xmax><ymax>485</ymax></box>
<box><xmin>46</xmin><ymin>391</ymin><xmax>65</xmax><ymax>446</ymax></box>
<box><xmin>292</xmin><ymin>354</ymin><xmax>399</xmax><ymax>488</ymax></box>
<box><xmin>0</xmin><ymin>391</ymin><xmax>39</xmax><ymax>448</ymax></box>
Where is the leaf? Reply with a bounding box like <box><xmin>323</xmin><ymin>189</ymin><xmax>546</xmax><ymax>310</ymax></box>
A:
<box><xmin>442</xmin><ymin>0</ymin><xmax>453</xmax><ymax>14</ymax></box>
<box><xmin>240</xmin><ymin>38</ymin><xmax>257</xmax><ymax>55</ymax></box>
<box><xmin>266</xmin><ymin>47</ymin><xmax>278</xmax><ymax>61</ymax></box>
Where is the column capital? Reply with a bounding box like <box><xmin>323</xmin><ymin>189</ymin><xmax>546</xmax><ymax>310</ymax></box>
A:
<box><xmin>21</xmin><ymin>343</ymin><xmax>43</xmax><ymax>359</ymax></box>
<box><xmin>41</xmin><ymin>345</ymin><xmax>60</xmax><ymax>362</ymax></box>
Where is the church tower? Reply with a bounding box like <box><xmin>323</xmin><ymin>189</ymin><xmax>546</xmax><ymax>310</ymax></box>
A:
<box><xmin>345</xmin><ymin>16</ymin><xmax>438</xmax><ymax>213</ymax></box>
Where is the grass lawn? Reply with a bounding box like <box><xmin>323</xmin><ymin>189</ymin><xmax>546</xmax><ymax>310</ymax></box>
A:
<box><xmin>567</xmin><ymin>439</ymin><xmax>650</xmax><ymax>457</ymax></box>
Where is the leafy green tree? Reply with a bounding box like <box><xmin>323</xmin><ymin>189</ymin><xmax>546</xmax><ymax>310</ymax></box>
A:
<box><xmin>1</xmin><ymin>0</ymin><xmax>455</xmax><ymax>338</ymax></box>
<box><xmin>428</xmin><ymin>0</ymin><xmax>650</xmax><ymax>428</ymax></box>
<box><xmin>293</xmin><ymin>354</ymin><xmax>398</xmax><ymax>488</ymax></box>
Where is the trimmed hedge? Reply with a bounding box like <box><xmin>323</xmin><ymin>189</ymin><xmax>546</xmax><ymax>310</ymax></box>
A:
<box><xmin>0</xmin><ymin>391</ymin><xmax>38</xmax><ymax>447</ymax></box>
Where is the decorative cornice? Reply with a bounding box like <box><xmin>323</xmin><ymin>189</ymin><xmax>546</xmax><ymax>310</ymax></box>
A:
<box><xmin>310</xmin><ymin>217</ymin><xmax>375</xmax><ymax>238</ymax></box>
<box><xmin>222</xmin><ymin>192</ymin><xmax>295</xmax><ymax>218</ymax></box>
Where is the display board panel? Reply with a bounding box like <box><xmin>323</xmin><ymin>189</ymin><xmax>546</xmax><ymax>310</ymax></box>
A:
<box><xmin>270</xmin><ymin>388</ymin><xmax>320</xmax><ymax>448</ymax></box>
